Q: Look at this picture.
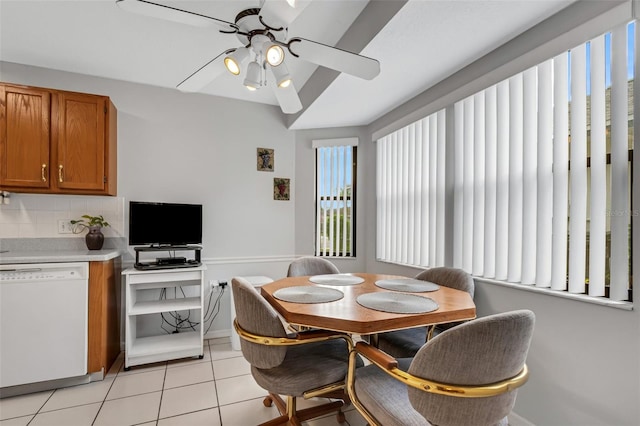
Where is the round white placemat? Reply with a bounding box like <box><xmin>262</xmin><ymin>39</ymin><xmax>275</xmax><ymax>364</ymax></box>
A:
<box><xmin>374</xmin><ymin>278</ymin><xmax>440</xmax><ymax>293</ymax></box>
<box><xmin>356</xmin><ymin>292</ymin><xmax>439</xmax><ymax>314</ymax></box>
<box><xmin>273</xmin><ymin>286</ymin><xmax>344</xmax><ymax>303</ymax></box>
<box><xmin>309</xmin><ymin>274</ymin><xmax>365</xmax><ymax>286</ymax></box>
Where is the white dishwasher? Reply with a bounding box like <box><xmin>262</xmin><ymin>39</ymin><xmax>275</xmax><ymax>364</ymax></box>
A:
<box><xmin>0</xmin><ymin>262</ymin><xmax>88</xmax><ymax>388</ymax></box>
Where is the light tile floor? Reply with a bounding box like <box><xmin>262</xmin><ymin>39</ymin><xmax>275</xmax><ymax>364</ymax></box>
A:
<box><xmin>0</xmin><ymin>337</ymin><xmax>367</xmax><ymax>426</ymax></box>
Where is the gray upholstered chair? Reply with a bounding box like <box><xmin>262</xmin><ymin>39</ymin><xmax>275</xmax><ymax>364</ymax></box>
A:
<box><xmin>231</xmin><ymin>277</ymin><xmax>353</xmax><ymax>425</ymax></box>
<box><xmin>287</xmin><ymin>256</ymin><xmax>339</xmax><ymax>277</ymax></box>
<box><xmin>376</xmin><ymin>267</ymin><xmax>475</xmax><ymax>358</ymax></box>
<box><xmin>347</xmin><ymin>310</ymin><xmax>535</xmax><ymax>426</ymax></box>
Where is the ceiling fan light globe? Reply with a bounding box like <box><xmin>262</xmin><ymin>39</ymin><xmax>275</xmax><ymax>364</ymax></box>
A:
<box><xmin>266</xmin><ymin>45</ymin><xmax>285</xmax><ymax>67</ymax></box>
<box><xmin>272</xmin><ymin>62</ymin><xmax>292</xmax><ymax>88</ymax></box>
<box><xmin>244</xmin><ymin>61</ymin><xmax>262</xmax><ymax>90</ymax></box>
<box><xmin>224</xmin><ymin>58</ymin><xmax>241</xmax><ymax>75</ymax></box>
<box><xmin>224</xmin><ymin>47</ymin><xmax>249</xmax><ymax>75</ymax></box>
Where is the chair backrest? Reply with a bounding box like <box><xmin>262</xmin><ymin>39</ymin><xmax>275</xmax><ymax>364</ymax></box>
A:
<box><xmin>407</xmin><ymin>310</ymin><xmax>535</xmax><ymax>426</ymax></box>
<box><xmin>231</xmin><ymin>277</ymin><xmax>288</xmax><ymax>369</ymax></box>
<box><xmin>414</xmin><ymin>267</ymin><xmax>475</xmax><ymax>299</ymax></box>
<box><xmin>416</xmin><ymin>267</ymin><xmax>475</xmax><ymax>333</ymax></box>
<box><xmin>287</xmin><ymin>256</ymin><xmax>340</xmax><ymax>277</ymax></box>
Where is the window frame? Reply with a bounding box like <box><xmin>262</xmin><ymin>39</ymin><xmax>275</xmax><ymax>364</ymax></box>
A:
<box><xmin>314</xmin><ymin>142</ymin><xmax>357</xmax><ymax>258</ymax></box>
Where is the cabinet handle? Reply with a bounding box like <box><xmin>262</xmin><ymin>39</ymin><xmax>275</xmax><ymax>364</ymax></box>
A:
<box><xmin>41</xmin><ymin>164</ymin><xmax>47</xmax><ymax>182</ymax></box>
<box><xmin>58</xmin><ymin>165</ymin><xmax>64</xmax><ymax>183</ymax></box>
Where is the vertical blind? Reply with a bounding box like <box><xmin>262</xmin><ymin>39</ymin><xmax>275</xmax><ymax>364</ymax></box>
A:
<box><xmin>454</xmin><ymin>24</ymin><xmax>633</xmax><ymax>300</ymax></box>
<box><xmin>377</xmin><ymin>110</ymin><xmax>446</xmax><ymax>267</ymax></box>
<box><xmin>376</xmin><ymin>22</ymin><xmax>634</xmax><ymax>301</ymax></box>
<box><xmin>314</xmin><ymin>138</ymin><xmax>357</xmax><ymax>257</ymax></box>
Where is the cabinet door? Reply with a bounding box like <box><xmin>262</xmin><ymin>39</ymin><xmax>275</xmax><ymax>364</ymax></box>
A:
<box><xmin>56</xmin><ymin>92</ymin><xmax>107</xmax><ymax>192</ymax></box>
<box><xmin>0</xmin><ymin>84</ymin><xmax>51</xmax><ymax>189</ymax></box>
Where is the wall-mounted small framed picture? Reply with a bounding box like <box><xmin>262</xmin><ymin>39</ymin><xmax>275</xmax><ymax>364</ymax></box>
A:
<box><xmin>274</xmin><ymin>178</ymin><xmax>290</xmax><ymax>201</ymax></box>
<box><xmin>257</xmin><ymin>147</ymin><xmax>274</xmax><ymax>171</ymax></box>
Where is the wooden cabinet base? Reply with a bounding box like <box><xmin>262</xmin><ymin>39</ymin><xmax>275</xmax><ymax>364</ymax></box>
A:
<box><xmin>88</xmin><ymin>258</ymin><xmax>121</xmax><ymax>374</ymax></box>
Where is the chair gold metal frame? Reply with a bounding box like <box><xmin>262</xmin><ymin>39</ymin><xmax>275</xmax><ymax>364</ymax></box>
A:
<box><xmin>234</xmin><ymin>319</ymin><xmax>353</xmax><ymax>425</ymax></box>
<box><xmin>347</xmin><ymin>341</ymin><xmax>529</xmax><ymax>426</ymax></box>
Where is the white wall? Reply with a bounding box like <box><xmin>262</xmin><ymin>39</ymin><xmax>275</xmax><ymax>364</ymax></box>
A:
<box><xmin>0</xmin><ymin>61</ymin><xmax>298</xmax><ymax>338</ymax></box>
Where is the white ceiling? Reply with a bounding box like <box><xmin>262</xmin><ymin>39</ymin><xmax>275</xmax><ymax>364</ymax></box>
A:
<box><xmin>0</xmin><ymin>0</ymin><xmax>575</xmax><ymax>130</ymax></box>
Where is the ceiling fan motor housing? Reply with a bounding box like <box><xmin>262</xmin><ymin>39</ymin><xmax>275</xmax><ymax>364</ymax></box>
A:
<box><xmin>233</xmin><ymin>8</ymin><xmax>282</xmax><ymax>47</ymax></box>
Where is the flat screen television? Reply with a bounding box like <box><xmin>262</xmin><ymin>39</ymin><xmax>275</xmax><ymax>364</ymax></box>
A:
<box><xmin>129</xmin><ymin>201</ymin><xmax>202</xmax><ymax>247</ymax></box>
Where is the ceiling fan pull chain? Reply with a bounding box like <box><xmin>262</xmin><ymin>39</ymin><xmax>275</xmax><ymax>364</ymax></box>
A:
<box><xmin>260</xmin><ymin>53</ymin><xmax>267</xmax><ymax>88</ymax></box>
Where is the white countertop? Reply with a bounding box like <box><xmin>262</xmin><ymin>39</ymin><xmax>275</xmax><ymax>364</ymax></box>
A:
<box><xmin>0</xmin><ymin>249</ymin><xmax>123</xmax><ymax>265</ymax></box>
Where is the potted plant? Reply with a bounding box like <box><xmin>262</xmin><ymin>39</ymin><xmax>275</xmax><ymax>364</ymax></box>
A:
<box><xmin>71</xmin><ymin>214</ymin><xmax>110</xmax><ymax>250</ymax></box>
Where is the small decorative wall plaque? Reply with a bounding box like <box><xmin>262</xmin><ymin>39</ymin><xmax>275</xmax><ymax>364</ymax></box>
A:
<box><xmin>274</xmin><ymin>178</ymin><xmax>290</xmax><ymax>200</ymax></box>
<box><xmin>257</xmin><ymin>147</ymin><xmax>274</xmax><ymax>171</ymax></box>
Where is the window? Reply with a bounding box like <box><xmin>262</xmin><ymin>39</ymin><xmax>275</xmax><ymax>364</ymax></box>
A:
<box><xmin>314</xmin><ymin>138</ymin><xmax>357</xmax><ymax>257</ymax></box>
<box><xmin>376</xmin><ymin>22</ymin><xmax>634</xmax><ymax>302</ymax></box>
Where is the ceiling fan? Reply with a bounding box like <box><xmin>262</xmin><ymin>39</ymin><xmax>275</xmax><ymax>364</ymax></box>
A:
<box><xmin>115</xmin><ymin>0</ymin><xmax>381</xmax><ymax>114</ymax></box>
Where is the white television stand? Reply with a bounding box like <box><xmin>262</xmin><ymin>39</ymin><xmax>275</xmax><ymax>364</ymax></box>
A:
<box><xmin>122</xmin><ymin>265</ymin><xmax>206</xmax><ymax>369</ymax></box>
<box><xmin>133</xmin><ymin>245</ymin><xmax>202</xmax><ymax>270</ymax></box>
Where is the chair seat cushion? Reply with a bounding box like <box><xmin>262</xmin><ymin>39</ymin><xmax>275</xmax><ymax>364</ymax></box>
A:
<box><xmin>377</xmin><ymin>327</ymin><xmax>428</xmax><ymax>358</ymax></box>
<box><xmin>354</xmin><ymin>359</ymin><xmax>430</xmax><ymax>426</ymax></box>
<box><xmin>377</xmin><ymin>324</ymin><xmax>461</xmax><ymax>358</ymax></box>
<box><xmin>251</xmin><ymin>338</ymin><xmax>351</xmax><ymax>396</ymax></box>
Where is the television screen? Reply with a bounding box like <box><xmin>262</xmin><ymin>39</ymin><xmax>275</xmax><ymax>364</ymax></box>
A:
<box><xmin>129</xmin><ymin>201</ymin><xmax>202</xmax><ymax>246</ymax></box>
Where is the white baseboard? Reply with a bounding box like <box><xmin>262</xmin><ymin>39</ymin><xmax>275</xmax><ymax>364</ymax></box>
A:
<box><xmin>509</xmin><ymin>412</ymin><xmax>536</xmax><ymax>426</ymax></box>
<box><xmin>204</xmin><ymin>329</ymin><xmax>231</xmax><ymax>340</ymax></box>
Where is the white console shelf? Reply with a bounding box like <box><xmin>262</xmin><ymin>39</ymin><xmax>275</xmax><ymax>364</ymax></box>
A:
<box><xmin>122</xmin><ymin>266</ymin><xmax>206</xmax><ymax>369</ymax></box>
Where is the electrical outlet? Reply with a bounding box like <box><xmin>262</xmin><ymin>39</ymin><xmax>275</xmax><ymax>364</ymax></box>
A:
<box><xmin>58</xmin><ymin>219</ymin><xmax>74</xmax><ymax>234</ymax></box>
<box><xmin>209</xmin><ymin>279</ymin><xmax>219</xmax><ymax>291</ymax></box>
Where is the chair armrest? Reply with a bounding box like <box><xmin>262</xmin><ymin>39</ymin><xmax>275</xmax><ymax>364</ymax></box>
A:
<box><xmin>234</xmin><ymin>319</ymin><xmax>353</xmax><ymax>349</ymax></box>
<box><xmin>355</xmin><ymin>341</ymin><xmax>398</xmax><ymax>369</ymax></box>
<box><xmin>351</xmin><ymin>341</ymin><xmax>529</xmax><ymax>398</ymax></box>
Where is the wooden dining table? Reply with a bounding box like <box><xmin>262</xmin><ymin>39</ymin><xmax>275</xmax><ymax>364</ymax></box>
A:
<box><xmin>260</xmin><ymin>273</ymin><xmax>476</xmax><ymax>336</ymax></box>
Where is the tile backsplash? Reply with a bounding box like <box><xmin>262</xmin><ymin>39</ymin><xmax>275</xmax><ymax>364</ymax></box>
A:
<box><xmin>0</xmin><ymin>193</ymin><xmax>125</xmax><ymax>239</ymax></box>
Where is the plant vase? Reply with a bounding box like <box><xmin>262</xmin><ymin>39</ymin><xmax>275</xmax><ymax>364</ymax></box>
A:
<box><xmin>85</xmin><ymin>226</ymin><xmax>105</xmax><ymax>250</ymax></box>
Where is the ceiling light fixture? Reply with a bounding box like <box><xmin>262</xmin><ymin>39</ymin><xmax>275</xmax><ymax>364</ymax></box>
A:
<box><xmin>244</xmin><ymin>61</ymin><xmax>262</xmax><ymax>91</ymax></box>
<box><xmin>224</xmin><ymin>47</ymin><xmax>249</xmax><ymax>75</ymax></box>
<box><xmin>265</xmin><ymin>44</ymin><xmax>284</xmax><ymax>67</ymax></box>
<box><xmin>118</xmin><ymin>2</ymin><xmax>381</xmax><ymax>114</ymax></box>
<box><xmin>272</xmin><ymin>63</ymin><xmax>292</xmax><ymax>88</ymax></box>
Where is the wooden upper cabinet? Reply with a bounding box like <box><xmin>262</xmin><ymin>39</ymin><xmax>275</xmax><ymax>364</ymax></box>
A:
<box><xmin>0</xmin><ymin>83</ymin><xmax>117</xmax><ymax>195</ymax></box>
<box><xmin>57</xmin><ymin>92</ymin><xmax>107</xmax><ymax>192</ymax></box>
<box><xmin>0</xmin><ymin>85</ymin><xmax>51</xmax><ymax>189</ymax></box>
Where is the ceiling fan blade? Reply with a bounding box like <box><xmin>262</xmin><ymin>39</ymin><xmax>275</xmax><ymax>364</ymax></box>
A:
<box><xmin>269</xmin><ymin>68</ymin><xmax>302</xmax><ymax>114</ymax></box>
<box><xmin>259</xmin><ymin>0</ymin><xmax>312</xmax><ymax>30</ymax></box>
<box><xmin>177</xmin><ymin>50</ymin><xmax>232</xmax><ymax>92</ymax></box>
<box><xmin>116</xmin><ymin>0</ymin><xmax>236</xmax><ymax>31</ymax></box>
<box><xmin>287</xmin><ymin>38</ymin><xmax>380</xmax><ymax>80</ymax></box>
